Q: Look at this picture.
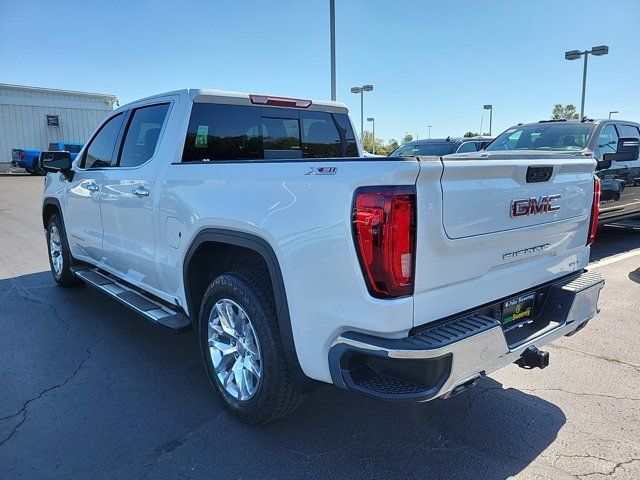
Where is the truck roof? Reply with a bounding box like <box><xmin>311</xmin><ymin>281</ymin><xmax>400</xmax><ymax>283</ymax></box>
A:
<box><xmin>120</xmin><ymin>89</ymin><xmax>349</xmax><ymax>114</ymax></box>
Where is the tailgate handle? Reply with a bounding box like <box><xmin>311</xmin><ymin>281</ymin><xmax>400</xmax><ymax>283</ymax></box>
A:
<box><xmin>526</xmin><ymin>166</ymin><xmax>553</xmax><ymax>183</ymax></box>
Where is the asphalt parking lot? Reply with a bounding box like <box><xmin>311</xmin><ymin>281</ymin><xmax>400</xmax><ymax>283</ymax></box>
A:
<box><xmin>1</xmin><ymin>174</ymin><xmax>639</xmax><ymax>480</ymax></box>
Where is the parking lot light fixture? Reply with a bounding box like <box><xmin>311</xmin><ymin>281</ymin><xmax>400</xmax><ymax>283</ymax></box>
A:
<box><xmin>428</xmin><ymin>125</ymin><xmax>432</xmax><ymax>138</ymax></box>
<box><xmin>609</xmin><ymin>111</ymin><xmax>619</xmax><ymax>119</ymax></box>
<box><xmin>367</xmin><ymin>117</ymin><xmax>375</xmax><ymax>154</ymax></box>
<box><xmin>330</xmin><ymin>0</ymin><xmax>336</xmax><ymax>101</ymax></box>
<box><xmin>351</xmin><ymin>84</ymin><xmax>374</xmax><ymax>143</ymax></box>
<box><xmin>483</xmin><ymin>105</ymin><xmax>493</xmax><ymax>135</ymax></box>
<box><xmin>565</xmin><ymin>45</ymin><xmax>609</xmax><ymax>119</ymax></box>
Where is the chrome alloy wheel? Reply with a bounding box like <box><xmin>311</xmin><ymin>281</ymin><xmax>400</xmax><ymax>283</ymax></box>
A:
<box><xmin>49</xmin><ymin>225</ymin><xmax>63</xmax><ymax>277</ymax></box>
<box><xmin>208</xmin><ymin>298</ymin><xmax>262</xmax><ymax>401</ymax></box>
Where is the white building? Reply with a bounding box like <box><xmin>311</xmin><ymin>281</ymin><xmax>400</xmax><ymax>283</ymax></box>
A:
<box><xmin>0</xmin><ymin>83</ymin><xmax>117</xmax><ymax>163</ymax></box>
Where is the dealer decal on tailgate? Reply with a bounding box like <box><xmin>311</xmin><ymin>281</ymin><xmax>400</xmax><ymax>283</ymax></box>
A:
<box><xmin>502</xmin><ymin>293</ymin><xmax>536</xmax><ymax>327</ymax></box>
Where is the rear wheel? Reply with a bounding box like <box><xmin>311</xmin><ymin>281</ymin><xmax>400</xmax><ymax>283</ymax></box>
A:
<box><xmin>46</xmin><ymin>214</ymin><xmax>82</xmax><ymax>287</ymax></box>
<box><xmin>198</xmin><ymin>269</ymin><xmax>305</xmax><ymax>423</ymax></box>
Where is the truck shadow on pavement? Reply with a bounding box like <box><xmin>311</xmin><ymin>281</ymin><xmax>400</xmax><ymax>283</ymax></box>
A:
<box><xmin>590</xmin><ymin>222</ymin><xmax>640</xmax><ymax>262</ymax></box>
<box><xmin>0</xmin><ymin>271</ymin><xmax>566</xmax><ymax>480</ymax></box>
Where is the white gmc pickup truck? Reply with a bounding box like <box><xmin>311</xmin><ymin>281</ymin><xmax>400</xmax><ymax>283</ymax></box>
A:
<box><xmin>41</xmin><ymin>89</ymin><xmax>605</xmax><ymax>423</ymax></box>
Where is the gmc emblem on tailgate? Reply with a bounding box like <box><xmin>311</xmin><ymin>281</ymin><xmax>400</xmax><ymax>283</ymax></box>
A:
<box><xmin>511</xmin><ymin>195</ymin><xmax>561</xmax><ymax>218</ymax></box>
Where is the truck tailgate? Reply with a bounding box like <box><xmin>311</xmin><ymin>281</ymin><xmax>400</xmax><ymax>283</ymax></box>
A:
<box><xmin>412</xmin><ymin>153</ymin><xmax>595</xmax><ymax>328</ymax></box>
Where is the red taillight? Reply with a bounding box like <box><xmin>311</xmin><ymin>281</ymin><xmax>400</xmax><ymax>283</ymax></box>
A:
<box><xmin>352</xmin><ymin>187</ymin><xmax>416</xmax><ymax>298</ymax></box>
<box><xmin>249</xmin><ymin>94</ymin><xmax>312</xmax><ymax>108</ymax></box>
<box><xmin>18</xmin><ymin>150</ymin><xmax>25</xmax><ymax>159</ymax></box>
<box><xmin>588</xmin><ymin>177</ymin><xmax>601</xmax><ymax>246</ymax></box>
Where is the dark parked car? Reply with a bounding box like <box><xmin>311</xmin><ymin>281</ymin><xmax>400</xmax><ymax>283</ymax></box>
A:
<box><xmin>486</xmin><ymin>119</ymin><xmax>640</xmax><ymax>224</ymax></box>
<box><xmin>389</xmin><ymin>137</ymin><xmax>493</xmax><ymax>157</ymax></box>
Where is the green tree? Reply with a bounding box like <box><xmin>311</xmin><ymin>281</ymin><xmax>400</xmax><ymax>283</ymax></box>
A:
<box><xmin>552</xmin><ymin>104</ymin><xmax>579</xmax><ymax>120</ymax></box>
<box><xmin>402</xmin><ymin>134</ymin><xmax>413</xmax><ymax>144</ymax></box>
<box><xmin>387</xmin><ymin>139</ymin><xmax>399</xmax><ymax>152</ymax></box>
<box><xmin>362</xmin><ymin>131</ymin><xmax>391</xmax><ymax>155</ymax></box>
<box><xmin>464</xmin><ymin>132</ymin><xmax>480</xmax><ymax>137</ymax></box>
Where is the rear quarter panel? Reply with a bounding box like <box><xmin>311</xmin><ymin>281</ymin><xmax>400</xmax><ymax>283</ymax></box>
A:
<box><xmin>158</xmin><ymin>159</ymin><xmax>421</xmax><ymax>382</ymax></box>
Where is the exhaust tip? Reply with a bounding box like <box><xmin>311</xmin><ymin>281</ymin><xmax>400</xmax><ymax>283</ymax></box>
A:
<box><xmin>444</xmin><ymin>374</ymin><xmax>482</xmax><ymax>398</ymax></box>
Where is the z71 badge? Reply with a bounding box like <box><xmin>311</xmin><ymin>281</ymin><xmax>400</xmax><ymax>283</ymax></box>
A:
<box><xmin>305</xmin><ymin>166</ymin><xmax>337</xmax><ymax>175</ymax></box>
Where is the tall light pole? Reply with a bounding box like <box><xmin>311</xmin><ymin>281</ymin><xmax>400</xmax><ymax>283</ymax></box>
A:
<box><xmin>565</xmin><ymin>45</ymin><xmax>609</xmax><ymax>119</ymax></box>
<box><xmin>483</xmin><ymin>105</ymin><xmax>493</xmax><ymax>135</ymax></box>
<box><xmin>351</xmin><ymin>84</ymin><xmax>373</xmax><ymax>142</ymax></box>
<box><xmin>609</xmin><ymin>110</ymin><xmax>619</xmax><ymax>119</ymax></box>
<box><xmin>367</xmin><ymin>117</ymin><xmax>375</xmax><ymax>154</ymax></box>
<box><xmin>428</xmin><ymin>125</ymin><xmax>432</xmax><ymax>139</ymax></box>
<box><xmin>329</xmin><ymin>0</ymin><xmax>336</xmax><ymax>101</ymax></box>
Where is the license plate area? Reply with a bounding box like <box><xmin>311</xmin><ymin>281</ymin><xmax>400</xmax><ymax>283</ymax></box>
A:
<box><xmin>501</xmin><ymin>292</ymin><xmax>537</xmax><ymax>331</ymax></box>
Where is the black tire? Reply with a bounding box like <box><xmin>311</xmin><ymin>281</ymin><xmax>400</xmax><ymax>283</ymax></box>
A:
<box><xmin>198</xmin><ymin>268</ymin><xmax>305</xmax><ymax>424</ymax></box>
<box><xmin>46</xmin><ymin>213</ymin><xmax>82</xmax><ymax>287</ymax></box>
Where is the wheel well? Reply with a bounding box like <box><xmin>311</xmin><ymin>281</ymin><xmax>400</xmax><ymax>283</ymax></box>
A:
<box><xmin>42</xmin><ymin>203</ymin><xmax>60</xmax><ymax>229</ymax></box>
<box><xmin>185</xmin><ymin>242</ymin><xmax>270</xmax><ymax>321</ymax></box>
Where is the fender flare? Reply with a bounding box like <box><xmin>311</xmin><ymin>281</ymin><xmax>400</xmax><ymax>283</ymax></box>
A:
<box><xmin>183</xmin><ymin>228</ymin><xmax>303</xmax><ymax>374</ymax></box>
<box><xmin>42</xmin><ymin>197</ymin><xmax>64</xmax><ymax>229</ymax></box>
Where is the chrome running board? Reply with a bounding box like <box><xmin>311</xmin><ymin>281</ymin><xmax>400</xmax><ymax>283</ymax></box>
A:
<box><xmin>73</xmin><ymin>267</ymin><xmax>190</xmax><ymax>333</ymax></box>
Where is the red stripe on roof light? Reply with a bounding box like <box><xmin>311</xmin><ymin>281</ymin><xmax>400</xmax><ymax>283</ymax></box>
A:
<box><xmin>249</xmin><ymin>94</ymin><xmax>312</xmax><ymax>108</ymax></box>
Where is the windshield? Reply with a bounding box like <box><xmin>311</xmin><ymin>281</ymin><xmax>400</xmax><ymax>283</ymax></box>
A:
<box><xmin>486</xmin><ymin>123</ymin><xmax>595</xmax><ymax>152</ymax></box>
<box><xmin>390</xmin><ymin>142</ymin><xmax>457</xmax><ymax>157</ymax></box>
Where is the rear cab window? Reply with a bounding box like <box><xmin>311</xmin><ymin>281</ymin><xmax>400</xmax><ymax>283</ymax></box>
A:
<box><xmin>62</xmin><ymin>144</ymin><xmax>82</xmax><ymax>154</ymax></box>
<box><xmin>182</xmin><ymin>103</ymin><xmax>358</xmax><ymax>162</ymax></box>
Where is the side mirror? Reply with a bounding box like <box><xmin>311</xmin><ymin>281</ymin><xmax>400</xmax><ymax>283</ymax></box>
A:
<box><xmin>595</xmin><ymin>157</ymin><xmax>612</xmax><ymax>171</ymax></box>
<box><xmin>603</xmin><ymin>137</ymin><xmax>640</xmax><ymax>163</ymax></box>
<box><xmin>41</xmin><ymin>151</ymin><xmax>74</xmax><ymax>180</ymax></box>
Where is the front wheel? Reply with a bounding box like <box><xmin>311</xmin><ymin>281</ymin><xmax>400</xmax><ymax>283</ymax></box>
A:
<box><xmin>46</xmin><ymin>214</ymin><xmax>82</xmax><ymax>287</ymax></box>
<box><xmin>199</xmin><ymin>269</ymin><xmax>305</xmax><ymax>423</ymax></box>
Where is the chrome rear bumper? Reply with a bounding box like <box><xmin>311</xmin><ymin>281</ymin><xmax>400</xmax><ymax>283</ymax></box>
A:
<box><xmin>328</xmin><ymin>270</ymin><xmax>604</xmax><ymax>401</ymax></box>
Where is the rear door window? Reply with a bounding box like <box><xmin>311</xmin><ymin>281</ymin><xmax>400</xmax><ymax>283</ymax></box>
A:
<box><xmin>118</xmin><ymin>103</ymin><xmax>170</xmax><ymax>167</ymax></box>
<box><xmin>82</xmin><ymin>113</ymin><xmax>124</xmax><ymax>169</ymax></box>
<box><xmin>183</xmin><ymin>104</ymin><xmax>263</xmax><ymax>162</ymax></box>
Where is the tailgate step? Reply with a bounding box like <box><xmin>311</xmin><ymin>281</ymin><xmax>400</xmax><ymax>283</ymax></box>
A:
<box><xmin>73</xmin><ymin>267</ymin><xmax>190</xmax><ymax>333</ymax></box>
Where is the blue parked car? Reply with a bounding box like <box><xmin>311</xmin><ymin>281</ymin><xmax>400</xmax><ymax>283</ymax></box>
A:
<box><xmin>11</xmin><ymin>142</ymin><xmax>83</xmax><ymax>175</ymax></box>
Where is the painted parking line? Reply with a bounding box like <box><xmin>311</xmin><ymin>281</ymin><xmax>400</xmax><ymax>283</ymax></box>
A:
<box><xmin>589</xmin><ymin>247</ymin><xmax>640</xmax><ymax>269</ymax></box>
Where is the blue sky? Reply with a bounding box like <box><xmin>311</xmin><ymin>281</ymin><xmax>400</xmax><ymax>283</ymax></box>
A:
<box><xmin>1</xmin><ymin>0</ymin><xmax>639</xmax><ymax>141</ymax></box>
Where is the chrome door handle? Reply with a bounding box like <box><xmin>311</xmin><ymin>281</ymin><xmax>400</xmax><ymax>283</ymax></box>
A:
<box><xmin>87</xmin><ymin>182</ymin><xmax>99</xmax><ymax>192</ymax></box>
<box><xmin>132</xmin><ymin>186</ymin><xmax>150</xmax><ymax>197</ymax></box>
